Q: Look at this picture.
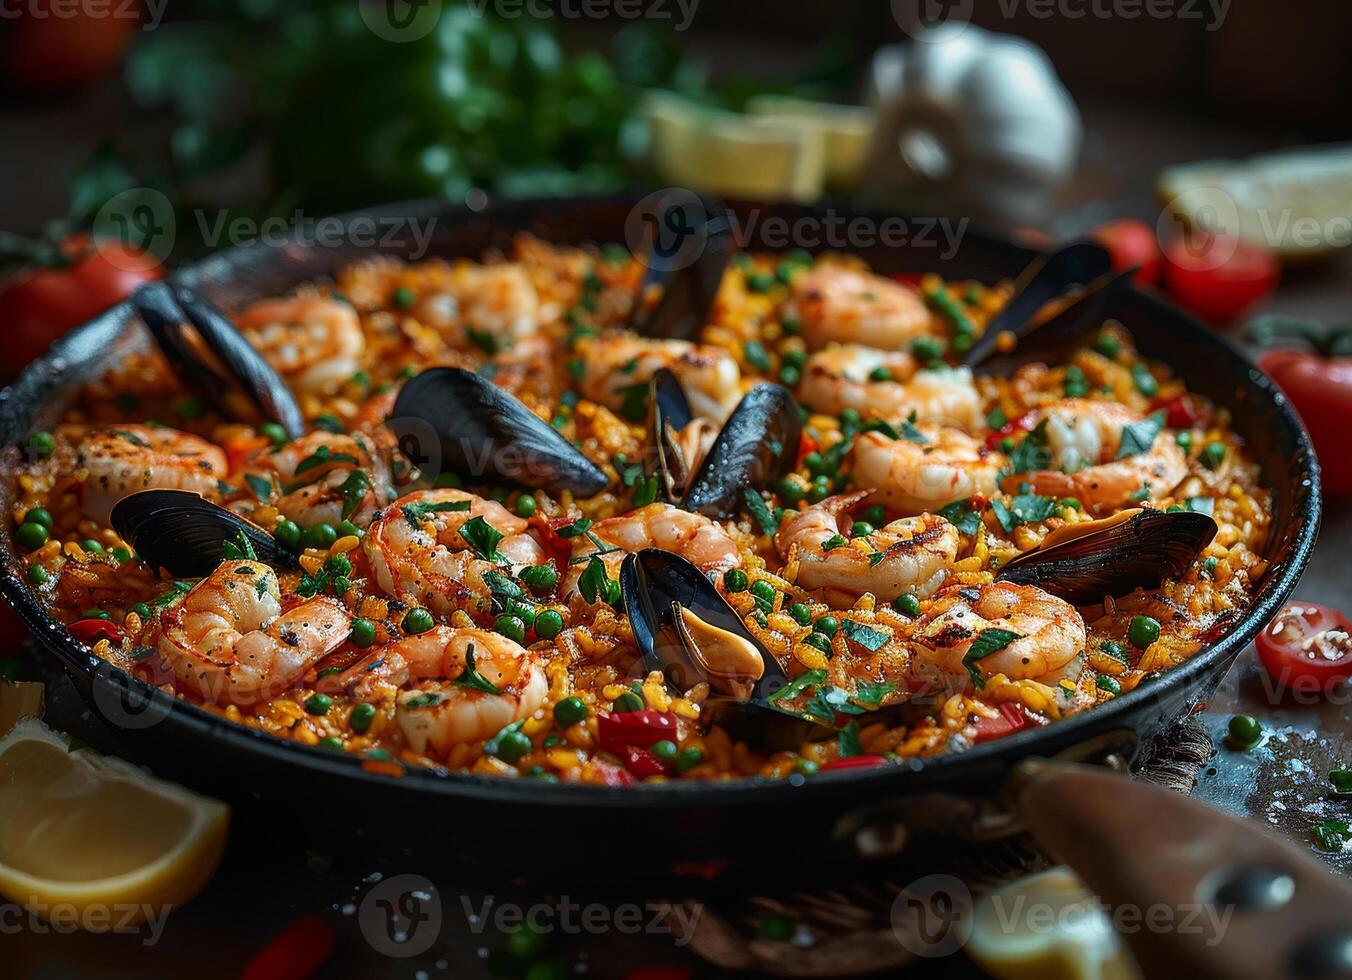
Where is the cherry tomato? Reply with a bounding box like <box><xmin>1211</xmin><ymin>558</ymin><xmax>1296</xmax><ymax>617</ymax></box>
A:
<box><xmin>241</xmin><ymin>914</ymin><xmax>337</xmax><ymax>980</ymax></box>
<box><xmin>3</xmin><ymin>0</ymin><xmax>141</xmax><ymax>92</ymax></box>
<box><xmin>972</xmin><ymin>703</ymin><xmax>1030</xmax><ymax>744</ymax></box>
<box><xmin>1258</xmin><ymin>348</ymin><xmax>1352</xmax><ymax>497</ymax></box>
<box><xmin>1092</xmin><ymin>218</ymin><xmax>1161</xmax><ymax>285</ymax></box>
<box><xmin>595</xmin><ymin>710</ymin><xmax>678</xmax><ymax>752</ymax></box>
<box><xmin>0</xmin><ymin>235</ymin><xmax>162</xmax><ymax>381</ymax></box>
<box><xmin>820</xmin><ymin>755</ymin><xmax>889</xmax><ymax>772</ymax></box>
<box><xmin>1160</xmin><ymin>232</ymin><xmax>1279</xmax><ymax>326</ymax></box>
<box><xmin>1255</xmin><ymin>601</ymin><xmax>1352</xmax><ymax>694</ymax></box>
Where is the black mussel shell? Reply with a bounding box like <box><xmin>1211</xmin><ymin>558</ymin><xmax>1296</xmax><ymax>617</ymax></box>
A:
<box><xmin>111</xmin><ymin>489</ymin><xmax>298</xmax><ymax>577</ymax></box>
<box><xmin>132</xmin><ymin>282</ymin><xmax>305</xmax><ymax>438</ymax></box>
<box><xmin>682</xmin><ymin>384</ymin><xmax>802</xmax><ymax>520</ymax></box>
<box><xmin>628</xmin><ymin>196</ymin><xmax>734</xmax><ymax>341</ymax></box>
<box><xmin>391</xmin><ymin>367</ymin><xmax>607</xmax><ymax>497</ymax></box>
<box><xmin>647</xmin><ymin>368</ymin><xmax>699</xmax><ymax>501</ymax></box>
<box><xmin>962</xmin><ymin>241</ymin><xmax>1114</xmax><ymax>372</ymax></box>
<box><xmin>996</xmin><ymin>509</ymin><xmax>1217</xmax><ymax>604</ymax></box>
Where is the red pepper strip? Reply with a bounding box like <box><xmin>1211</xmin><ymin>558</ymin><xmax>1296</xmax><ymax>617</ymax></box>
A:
<box><xmin>596</xmin><ymin>710</ymin><xmax>678</xmax><ymax>752</ymax></box>
<box><xmin>888</xmin><ymin>272</ymin><xmax>926</xmax><ymax>287</ymax></box>
<box><xmin>621</xmin><ymin>746</ymin><xmax>667</xmax><ymax>778</ymax></box>
<box><xmin>1151</xmin><ymin>393</ymin><xmax>1204</xmax><ymax>429</ymax></box>
<box><xmin>796</xmin><ymin>432</ymin><xmax>819</xmax><ymax>467</ymax></box>
<box><xmin>972</xmin><ymin>702</ymin><xmax>1029</xmax><ymax>744</ymax></box>
<box><xmin>821</xmin><ymin>755</ymin><xmax>889</xmax><ymax>772</ymax></box>
<box><xmin>590</xmin><ymin>758</ymin><xmax>638</xmax><ymax>787</ymax></box>
<box><xmin>528</xmin><ymin>515</ymin><xmax>572</xmax><ymax>574</ymax></box>
<box><xmin>984</xmin><ymin>411</ymin><xmax>1037</xmax><ymax>450</ymax></box>
<box><xmin>66</xmin><ymin>618</ymin><xmax>122</xmax><ymax>646</ymax></box>
<box><xmin>241</xmin><ymin>914</ymin><xmax>337</xmax><ymax>980</ymax></box>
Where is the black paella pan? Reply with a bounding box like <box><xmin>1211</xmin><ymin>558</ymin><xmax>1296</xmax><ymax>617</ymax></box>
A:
<box><xmin>0</xmin><ymin>195</ymin><xmax>1321</xmax><ymax>885</ymax></box>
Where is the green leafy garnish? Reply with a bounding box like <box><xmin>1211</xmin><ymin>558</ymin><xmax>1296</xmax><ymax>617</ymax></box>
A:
<box><xmin>244</xmin><ymin>473</ymin><xmax>275</xmax><ymax>503</ymax></box>
<box><xmin>1313</xmin><ymin>818</ymin><xmax>1352</xmax><ymax>852</ymax></box>
<box><xmin>743</xmin><ymin>489</ymin><xmax>779</xmax><ymax>535</ymax></box>
<box><xmin>465</xmin><ymin>326</ymin><xmax>500</xmax><ymax>356</ymax></box>
<box><xmin>577</xmin><ymin>555</ymin><xmax>619</xmax><ymax>606</ymax></box>
<box><xmin>939</xmin><ymin>498</ymin><xmax>984</xmax><ymax>536</ymax></box>
<box><xmin>1002</xmin><ymin>419</ymin><xmax>1050</xmax><ymax>477</ymax></box>
<box><xmin>222</xmin><ymin>530</ymin><xmax>257</xmax><ymax>561</ymax></box>
<box><xmin>403</xmin><ymin>692</ymin><xmax>442</xmax><ymax>709</ymax></box>
<box><xmin>767</xmin><ymin>669</ymin><xmax>827</xmax><ymax>703</ymax></box>
<box><xmin>898</xmin><ymin>411</ymin><xmax>928</xmax><ymax>444</ymax></box>
<box><xmin>293</xmin><ymin>445</ymin><xmax>359</xmax><ymax>476</ymax></box>
<box><xmin>803</xmin><ymin>686</ymin><xmax>867</xmax><ymax>724</ymax></box>
<box><xmin>854</xmin><ymin>680</ymin><xmax>897</xmax><ymax>707</ymax></box>
<box><xmin>453</xmin><ymin>643</ymin><xmax>502</xmax><ymax>695</ymax></box>
<box><xmin>962</xmin><ymin>628</ymin><xmax>1023</xmax><ymax>688</ymax></box>
<box><xmin>401</xmin><ymin>499</ymin><xmax>470</xmax><ymax>527</ymax></box>
<box><xmin>110</xmin><ymin>429</ymin><xmax>150</xmax><ymax>448</ymax></box>
<box><xmin>336</xmin><ymin>469</ymin><xmax>371</xmax><ymax>520</ymax></box>
<box><xmin>837</xmin><ymin>721</ymin><xmax>864</xmax><ymax>758</ymax></box>
<box><xmin>615</xmin><ymin>381</ymin><xmax>649</xmax><ymax>423</ymax></box>
<box><xmin>459</xmin><ymin>516</ymin><xmax>506</xmax><ymax>562</ymax></box>
<box><xmin>1116</xmin><ymin>410</ymin><xmax>1165</xmax><ymax>460</ymax></box>
<box><xmin>841</xmin><ymin>619</ymin><xmax>889</xmax><ymax>652</ymax></box>
<box><xmin>631</xmin><ymin>473</ymin><xmax>659</xmax><ymax>508</ymax></box>
<box><xmin>556</xmin><ymin>518</ymin><xmax>594</xmax><ymax>538</ymax></box>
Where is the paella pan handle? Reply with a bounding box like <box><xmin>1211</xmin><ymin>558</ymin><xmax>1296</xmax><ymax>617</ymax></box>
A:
<box><xmin>1012</xmin><ymin>758</ymin><xmax>1352</xmax><ymax>980</ymax></box>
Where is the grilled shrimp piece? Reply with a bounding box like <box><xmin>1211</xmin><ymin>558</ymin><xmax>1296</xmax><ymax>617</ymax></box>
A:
<box><xmin>412</xmin><ymin>263</ymin><xmax>541</xmax><ymax>349</ymax></box>
<box><xmin>776</xmin><ymin>491</ymin><xmax>959</xmax><ymax>603</ymax></box>
<box><xmin>578</xmin><ymin>334</ymin><xmax>742</xmax><ymax>423</ymax></box>
<box><xmin>1014</xmin><ymin>399</ymin><xmax>1188</xmax><ymax>512</ymax></box>
<box><xmin>357</xmin><ymin>626</ymin><xmax>547</xmax><ymax>756</ymax></box>
<box><xmin>851</xmin><ymin>426</ymin><xmax>1006</xmax><ymax>515</ymax></box>
<box><xmin>73</xmin><ymin>424</ymin><xmax>228</xmax><ymax>524</ymax></box>
<box><xmin>245</xmin><ymin>429</ymin><xmax>398</xmax><ymax>528</ymax></box>
<box><xmin>156</xmin><ymin>560</ymin><xmax>350</xmax><ymax>705</ymax></box>
<box><xmin>237</xmin><ymin>296</ymin><xmax>364</xmax><ymax>397</ymax></box>
<box><xmin>912</xmin><ymin>581</ymin><xmax>1086</xmax><ymax>689</ymax></box>
<box><xmin>364</xmin><ymin>489</ymin><xmax>545</xmax><ymax>615</ymax></box>
<box><xmin>563</xmin><ymin>503</ymin><xmax>740</xmax><ymax>597</ymax></box>
<box><xmin>798</xmin><ymin>344</ymin><xmax>982</xmax><ymax>431</ymax></box>
<box><xmin>787</xmin><ymin>266</ymin><xmax>935</xmax><ymax>352</ymax></box>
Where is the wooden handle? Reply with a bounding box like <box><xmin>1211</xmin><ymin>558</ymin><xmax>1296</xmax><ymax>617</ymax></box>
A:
<box><xmin>1011</xmin><ymin>759</ymin><xmax>1352</xmax><ymax>980</ymax></box>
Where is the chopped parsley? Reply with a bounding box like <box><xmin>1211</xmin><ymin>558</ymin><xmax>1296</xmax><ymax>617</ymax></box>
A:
<box><xmin>1116</xmin><ymin>410</ymin><xmax>1165</xmax><ymax>460</ymax></box>
<box><xmin>453</xmin><ymin>643</ymin><xmax>502</xmax><ymax>695</ymax></box>
<box><xmin>767</xmin><ymin>669</ymin><xmax>827</xmax><ymax>703</ymax></box>
<box><xmin>743</xmin><ymin>489</ymin><xmax>779</xmax><ymax>535</ymax></box>
<box><xmin>962</xmin><ymin>628</ymin><xmax>1023</xmax><ymax>688</ymax></box>
<box><xmin>458</xmin><ymin>516</ymin><xmax>507</xmax><ymax>562</ymax></box>
<box><xmin>401</xmin><ymin>499</ymin><xmax>470</xmax><ymax>528</ymax></box>
<box><xmin>336</xmin><ymin>469</ymin><xmax>371</xmax><ymax>520</ymax></box>
<box><xmin>244</xmin><ymin>473</ymin><xmax>275</xmax><ymax>503</ymax></box>
<box><xmin>222</xmin><ymin>530</ymin><xmax>258</xmax><ymax>561</ymax></box>
<box><xmin>293</xmin><ymin>445</ymin><xmax>359</xmax><ymax>476</ymax></box>
<box><xmin>403</xmin><ymin>692</ymin><xmax>442</xmax><ymax>709</ymax></box>
<box><xmin>841</xmin><ymin>619</ymin><xmax>889</xmax><ymax>652</ymax></box>
<box><xmin>631</xmin><ymin>473</ymin><xmax>659</xmax><ymax>508</ymax></box>
<box><xmin>854</xmin><ymin>680</ymin><xmax>897</xmax><ymax>707</ymax></box>
<box><xmin>837</xmin><ymin>721</ymin><xmax>864</xmax><ymax>758</ymax></box>
<box><xmin>577</xmin><ymin>555</ymin><xmax>620</xmax><ymax>606</ymax></box>
<box><xmin>939</xmin><ymin>497</ymin><xmax>984</xmax><ymax>536</ymax></box>
<box><xmin>615</xmin><ymin>381</ymin><xmax>649</xmax><ymax>423</ymax></box>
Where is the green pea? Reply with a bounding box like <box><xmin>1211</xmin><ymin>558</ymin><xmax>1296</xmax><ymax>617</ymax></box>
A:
<box><xmin>893</xmin><ymin>593</ymin><xmax>921</xmax><ymax>617</ymax></box>
<box><xmin>723</xmin><ymin>569</ymin><xmax>749</xmax><ymax>593</ymax></box>
<box><xmin>1330</xmin><ymin>767</ymin><xmax>1352</xmax><ymax>795</ymax></box>
<box><xmin>1094</xmin><ymin>334</ymin><xmax>1120</xmax><ymax>359</ymax></box>
<box><xmin>862</xmin><ymin>505</ymin><xmax>886</xmax><ymax>527</ymax></box>
<box><xmin>259</xmin><ymin>422</ymin><xmax>288</xmax><ymax>449</ymax></box>
<box><xmin>316</xmin><ymin>736</ymin><xmax>344</xmax><ymax>752</ymax></box>
<box><xmin>868</xmin><ymin>366</ymin><xmax>892</xmax><ymax>383</ymax></box>
<box><xmin>110</xmin><ymin>546</ymin><xmax>133</xmax><ymax>562</ymax></box>
<box><xmin>403</xmin><ymin>608</ymin><xmax>434</xmax><ymax>635</ymax></box>
<box><xmin>782</xmin><ymin>349</ymin><xmax>808</xmax><ymax>370</ymax></box>
<box><xmin>1131</xmin><ymin>363</ymin><xmax>1159</xmax><ymax>397</ymax></box>
<box><xmin>1228</xmin><ymin>714</ymin><xmax>1261</xmax><ymax>748</ymax></box>
<box><xmin>612</xmin><ymin>690</ymin><xmax>644</xmax><ymax>713</ymax></box>
<box><xmin>1175</xmin><ymin>431</ymin><xmax>1194</xmax><ymax>452</ymax></box>
<box><xmin>650</xmin><ymin>739</ymin><xmax>678</xmax><ymax>764</ymax></box>
<box><xmin>81</xmin><ymin>540</ymin><xmax>104</xmax><ymax>554</ymax></box>
<box><xmin>350</xmin><ymin>619</ymin><xmax>377</xmax><ymax>648</ymax></box>
<box><xmin>750</xmin><ymin>580</ymin><xmax>776</xmax><ymax>604</ymax></box>
<box><xmin>514</xmin><ymin>494</ymin><xmax>538</xmax><ymax>519</ymax></box>
<box><xmin>802</xmin><ymin>633</ymin><xmax>831</xmax><ymax>654</ymax></box>
<box><xmin>495</xmin><ymin>730</ymin><xmax>534</xmax><ymax>764</ymax></box>
<box><xmin>15</xmin><ymin>522</ymin><xmax>48</xmax><ymax>551</ymax></box>
<box><xmin>951</xmin><ymin>332</ymin><xmax>974</xmax><ymax>353</ymax></box>
<box><xmin>534</xmin><ymin>609</ymin><xmax>564</xmax><ymax>640</ymax></box>
<box><xmin>1128</xmin><ymin>615</ymin><xmax>1161</xmax><ymax>649</ymax></box>
<box><xmin>675</xmin><ymin>747</ymin><xmax>704</xmax><ymax>772</ymax></box>
<box><xmin>1199</xmin><ymin>442</ymin><xmax>1226</xmax><ymax>470</ymax></box>
<box><xmin>26</xmin><ymin>565</ymin><xmax>48</xmax><ymax>586</ymax></box>
<box><xmin>349</xmin><ymin>703</ymin><xmax>376</xmax><ymax>733</ymax></box>
<box><xmin>392</xmin><ymin>285</ymin><xmax>416</xmax><ymax>309</ymax></box>
<box><xmin>779</xmin><ymin>364</ymin><xmax>801</xmax><ymax>386</ymax></box>
<box><xmin>910</xmin><ymin>337</ymin><xmax>945</xmax><ymax>363</ymax></box>
<box><xmin>781</xmin><ymin>316</ymin><xmax>802</xmax><ymax>335</ymax></box>
<box><xmin>802</xmin><ymin>451</ymin><xmax>825</xmax><ymax>475</ymax></box>
<box><xmin>305</xmin><ymin>693</ymin><xmax>333</xmax><ymax>716</ymax></box>
<box><xmin>24</xmin><ymin>431</ymin><xmax>56</xmax><ymax>460</ymax></box>
<box><xmin>851</xmin><ymin>521</ymin><xmax>874</xmax><ymax>538</ymax></box>
<box><xmin>1059</xmin><ymin>498</ymin><xmax>1082</xmax><ymax>511</ymax></box>
<box><xmin>338</xmin><ymin>520</ymin><xmax>364</xmax><ymax>538</ymax></box>
<box><xmin>302</xmin><ymin>523</ymin><xmax>338</xmax><ymax>550</ymax></box>
<box><xmin>521</xmin><ymin>564</ymin><xmax>558</xmax><ymax>592</ymax></box>
<box><xmin>794</xmin><ymin>758</ymin><xmax>819</xmax><ymax>775</ymax></box>
<box><xmin>776</xmin><ymin>477</ymin><xmax>805</xmax><ymax>505</ymax></box>
<box><xmin>1063</xmin><ymin>365</ymin><xmax>1089</xmax><ymax>398</ymax></box>
<box><xmin>789</xmin><ymin>603</ymin><xmax>813</xmax><ymax>626</ymax></box>
<box><xmin>1096</xmin><ymin>675</ymin><xmax>1121</xmax><ymax>695</ymax></box>
<box><xmin>986</xmin><ymin>408</ymin><xmax>1007</xmax><ymax>431</ymax></box>
<box><xmin>23</xmin><ymin>508</ymin><xmax>52</xmax><ymax>529</ymax></box>
<box><xmin>131</xmin><ymin>602</ymin><xmax>151</xmax><ymax>620</ymax></box>
<box><xmin>495</xmin><ymin>614</ymin><xmax>527</xmax><ymax>644</ymax></box>
<box><xmin>756</xmin><ymin>913</ymin><xmax>796</xmax><ymax>941</ymax></box>
<box><xmin>272</xmin><ymin>519</ymin><xmax>301</xmax><ymax>551</ymax></box>
<box><xmin>553</xmin><ymin>696</ymin><xmax>589</xmax><ymax>727</ymax></box>
<box><xmin>814</xmin><ymin>616</ymin><xmax>839</xmax><ymax>638</ymax></box>
<box><xmin>83</xmin><ymin>608</ymin><xmax>110</xmax><ymax>620</ymax></box>
<box><xmin>745</xmin><ymin>272</ymin><xmax>774</xmax><ymax>294</ymax></box>
<box><xmin>1202</xmin><ymin>556</ymin><xmax>1218</xmax><ymax>577</ymax></box>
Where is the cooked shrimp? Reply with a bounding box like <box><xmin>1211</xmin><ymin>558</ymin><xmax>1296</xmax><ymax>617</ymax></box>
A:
<box><xmin>352</xmin><ymin>626</ymin><xmax>547</xmax><ymax>756</ymax></box>
<box><xmin>563</xmin><ymin>503</ymin><xmax>740</xmax><ymax>596</ymax></box>
<box><xmin>237</xmin><ymin>296</ymin><xmax>364</xmax><ymax>397</ymax></box>
<box><xmin>776</xmin><ymin>491</ymin><xmax>960</xmax><ymax>603</ymax></box>
<box><xmin>798</xmin><ymin>344</ymin><xmax>982</xmax><ymax>431</ymax></box>
<box><xmin>912</xmin><ymin>581</ymin><xmax>1086</xmax><ymax>689</ymax></box>
<box><xmin>788</xmin><ymin>266</ymin><xmax>935</xmax><ymax>352</ymax></box>
<box><xmin>578</xmin><ymin>334</ymin><xmax>742</xmax><ymax>423</ymax></box>
<box><xmin>245</xmin><ymin>429</ymin><xmax>399</xmax><ymax>528</ymax></box>
<box><xmin>156</xmin><ymin>560</ymin><xmax>350</xmax><ymax>705</ymax></box>
<box><xmin>851</xmin><ymin>426</ymin><xmax>1006</xmax><ymax>515</ymax></box>
<box><xmin>364</xmin><ymin>489</ymin><xmax>545</xmax><ymax>615</ymax></box>
<box><xmin>72</xmin><ymin>424</ymin><xmax>228</xmax><ymax>524</ymax></box>
<box><xmin>1013</xmin><ymin>399</ymin><xmax>1188</xmax><ymax>512</ymax></box>
<box><xmin>412</xmin><ymin>263</ymin><xmax>541</xmax><ymax>349</ymax></box>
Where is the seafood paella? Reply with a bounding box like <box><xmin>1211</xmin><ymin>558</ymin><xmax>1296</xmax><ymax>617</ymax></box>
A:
<box><xmin>5</xmin><ymin>227</ymin><xmax>1271</xmax><ymax>785</ymax></box>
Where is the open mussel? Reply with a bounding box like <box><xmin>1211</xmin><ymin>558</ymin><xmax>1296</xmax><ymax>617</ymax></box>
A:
<box><xmin>131</xmin><ymin>282</ymin><xmax>305</xmax><ymax>438</ymax></box>
<box><xmin>647</xmin><ymin>368</ymin><xmax>802</xmax><ymax>520</ymax></box>
<box><xmin>391</xmin><ymin>367</ymin><xmax>607</xmax><ymax>497</ymax></box>
<box><xmin>996</xmin><ymin>508</ymin><xmax>1217</xmax><ymax>605</ymax></box>
<box><xmin>620</xmin><ymin>549</ymin><xmax>833</xmax><ymax>751</ymax></box>
<box><xmin>628</xmin><ymin>194</ymin><xmax>735</xmax><ymax>342</ymax></box>
<box><xmin>962</xmin><ymin>241</ymin><xmax>1129</xmax><ymax>376</ymax></box>
<box><xmin>111</xmin><ymin>489</ymin><xmax>298</xmax><ymax>577</ymax></box>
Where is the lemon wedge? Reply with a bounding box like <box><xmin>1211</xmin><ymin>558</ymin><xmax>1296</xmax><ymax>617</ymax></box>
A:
<box><xmin>0</xmin><ymin>680</ymin><xmax>44</xmax><ymax>736</ymax></box>
<box><xmin>965</xmin><ymin>866</ymin><xmax>1140</xmax><ymax>980</ymax></box>
<box><xmin>0</xmin><ymin>717</ymin><xmax>229</xmax><ymax>928</ymax></box>
<box><xmin>643</xmin><ymin>91</ymin><xmax>827</xmax><ymax>202</ymax></box>
<box><xmin>745</xmin><ymin>94</ymin><xmax>875</xmax><ymax>188</ymax></box>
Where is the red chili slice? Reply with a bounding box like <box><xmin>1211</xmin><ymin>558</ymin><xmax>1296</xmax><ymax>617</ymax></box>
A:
<box><xmin>621</xmin><ymin>746</ymin><xmax>667</xmax><ymax>778</ymax></box>
<box><xmin>972</xmin><ymin>702</ymin><xmax>1029</xmax><ymax>744</ymax></box>
<box><xmin>985</xmin><ymin>411</ymin><xmax>1036</xmax><ymax>450</ymax></box>
<box><xmin>596</xmin><ymin>710</ymin><xmax>678</xmax><ymax>752</ymax></box>
<box><xmin>241</xmin><ymin>914</ymin><xmax>336</xmax><ymax>980</ymax></box>
<box><xmin>821</xmin><ymin>755</ymin><xmax>888</xmax><ymax>772</ymax></box>
<box><xmin>796</xmin><ymin>433</ymin><xmax>819</xmax><ymax>466</ymax></box>
<box><xmin>66</xmin><ymin>618</ymin><xmax>123</xmax><ymax>646</ymax></box>
<box><xmin>528</xmin><ymin>515</ymin><xmax>573</xmax><ymax>572</ymax></box>
<box><xmin>1151</xmin><ymin>393</ymin><xmax>1204</xmax><ymax>430</ymax></box>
